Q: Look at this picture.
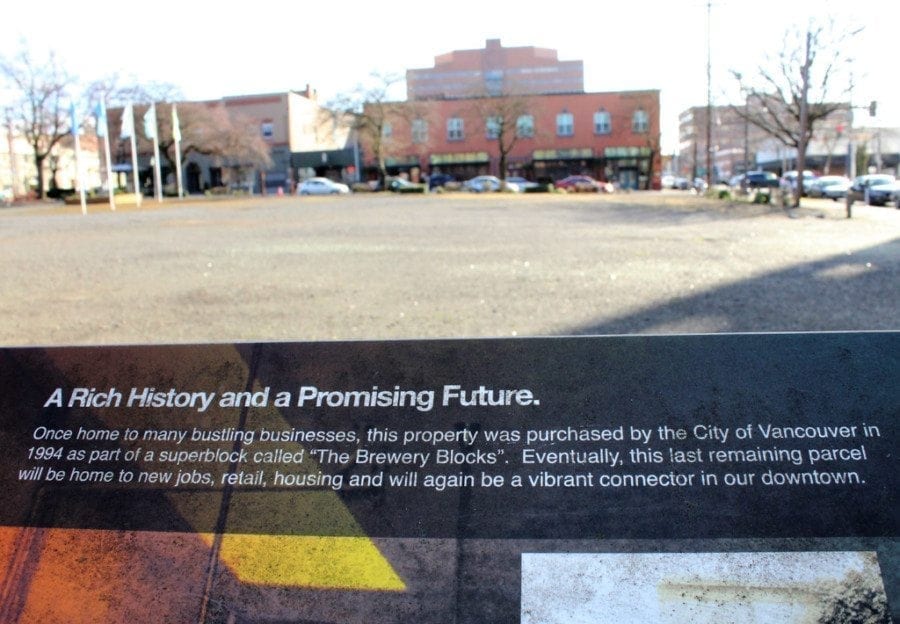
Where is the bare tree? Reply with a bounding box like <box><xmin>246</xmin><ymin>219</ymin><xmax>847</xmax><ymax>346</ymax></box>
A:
<box><xmin>327</xmin><ymin>72</ymin><xmax>409</xmax><ymax>187</ymax></box>
<box><xmin>466</xmin><ymin>92</ymin><xmax>534</xmax><ymax>184</ymax></box>
<box><xmin>213</xmin><ymin>110</ymin><xmax>273</xmax><ymax>185</ymax></box>
<box><xmin>104</xmin><ymin>100</ymin><xmax>271</xmax><ymax>189</ymax></box>
<box><xmin>0</xmin><ymin>43</ymin><xmax>76</xmax><ymax>198</ymax></box>
<box><xmin>732</xmin><ymin>20</ymin><xmax>860</xmax><ymax>207</ymax></box>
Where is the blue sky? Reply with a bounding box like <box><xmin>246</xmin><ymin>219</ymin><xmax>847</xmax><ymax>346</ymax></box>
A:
<box><xmin>2</xmin><ymin>0</ymin><xmax>895</xmax><ymax>152</ymax></box>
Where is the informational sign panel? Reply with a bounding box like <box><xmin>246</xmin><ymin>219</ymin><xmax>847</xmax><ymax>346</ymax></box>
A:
<box><xmin>0</xmin><ymin>333</ymin><xmax>896</xmax><ymax>623</ymax></box>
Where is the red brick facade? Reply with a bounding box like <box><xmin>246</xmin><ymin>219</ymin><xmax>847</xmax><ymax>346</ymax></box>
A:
<box><xmin>362</xmin><ymin>90</ymin><xmax>662</xmax><ymax>190</ymax></box>
<box><xmin>407</xmin><ymin>38</ymin><xmax>584</xmax><ymax>100</ymax></box>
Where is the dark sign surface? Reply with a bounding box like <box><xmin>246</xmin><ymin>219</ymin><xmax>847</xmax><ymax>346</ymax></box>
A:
<box><xmin>0</xmin><ymin>333</ymin><xmax>895</xmax><ymax>540</ymax></box>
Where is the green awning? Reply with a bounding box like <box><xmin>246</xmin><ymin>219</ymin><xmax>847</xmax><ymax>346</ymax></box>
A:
<box><xmin>429</xmin><ymin>151</ymin><xmax>490</xmax><ymax>165</ymax></box>
<box><xmin>292</xmin><ymin>148</ymin><xmax>356</xmax><ymax>168</ymax></box>
<box><xmin>533</xmin><ymin>148</ymin><xmax>594</xmax><ymax>160</ymax></box>
<box><xmin>604</xmin><ymin>146</ymin><xmax>652</xmax><ymax>158</ymax></box>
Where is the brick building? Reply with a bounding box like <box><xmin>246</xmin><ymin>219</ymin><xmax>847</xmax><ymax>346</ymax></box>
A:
<box><xmin>363</xmin><ymin>90</ymin><xmax>661</xmax><ymax>189</ymax></box>
<box><xmin>407</xmin><ymin>39</ymin><xmax>584</xmax><ymax>100</ymax></box>
<box><xmin>363</xmin><ymin>40</ymin><xmax>662</xmax><ymax>189</ymax></box>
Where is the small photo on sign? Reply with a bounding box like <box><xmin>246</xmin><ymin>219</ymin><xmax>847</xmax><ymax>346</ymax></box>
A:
<box><xmin>521</xmin><ymin>551</ymin><xmax>889</xmax><ymax>624</ymax></box>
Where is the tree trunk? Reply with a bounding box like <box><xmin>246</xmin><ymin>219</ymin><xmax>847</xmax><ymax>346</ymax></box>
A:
<box><xmin>794</xmin><ymin>30</ymin><xmax>812</xmax><ymax>209</ymax></box>
<box><xmin>34</xmin><ymin>154</ymin><xmax>45</xmax><ymax>199</ymax></box>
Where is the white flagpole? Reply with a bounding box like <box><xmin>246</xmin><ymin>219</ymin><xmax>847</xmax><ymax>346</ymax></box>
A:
<box><xmin>143</xmin><ymin>103</ymin><xmax>163</xmax><ymax>202</ymax></box>
<box><xmin>172</xmin><ymin>104</ymin><xmax>184</xmax><ymax>199</ymax></box>
<box><xmin>71</xmin><ymin>102</ymin><xmax>87</xmax><ymax>215</ymax></box>
<box><xmin>127</xmin><ymin>105</ymin><xmax>142</xmax><ymax>207</ymax></box>
<box><xmin>151</xmin><ymin>104</ymin><xmax>163</xmax><ymax>202</ymax></box>
<box><xmin>98</xmin><ymin>97</ymin><xmax>116</xmax><ymax>211</ymax></box>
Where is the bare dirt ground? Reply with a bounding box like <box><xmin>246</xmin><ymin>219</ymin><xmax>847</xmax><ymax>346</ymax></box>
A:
<box><xmin>1</xmin><ymin>191</ymin><xmax>896</xmax><ymax>347</ymax></box>
<box><xmin>0</xmin><ymin>191</ymin><xmax>897</xmax><ymax>623</ymax></box>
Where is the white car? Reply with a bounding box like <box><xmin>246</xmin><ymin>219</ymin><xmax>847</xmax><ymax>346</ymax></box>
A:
<box><xmin>297</xmin><ymin>177</ymin><xmax>350</xmax><ymax>195</ymax></box>
<box><xmin>463</xmin><ymin>175</ymin><xmax>520</xmax><ymax>193</ymax></box>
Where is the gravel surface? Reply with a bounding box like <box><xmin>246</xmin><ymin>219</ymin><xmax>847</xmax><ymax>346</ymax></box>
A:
<box><xmin>1</xmin><ymin>191</ymin><xmax>897</xmax><ymax>346</ymax></box>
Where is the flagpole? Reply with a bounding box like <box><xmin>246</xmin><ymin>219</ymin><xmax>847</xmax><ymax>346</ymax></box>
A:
<box><xmin>74</xmin><ymin>130</ymin><xmax>87</xmax><ymax>215</ymax></box>
<box><xmin>172</xmin><ymin>104</ymin><xmax>184</xmax><ymax>199</ymax></box>
<box><xmin>71</xmin><ymin>102</ymin><xmax>87</xmax><ymax>215</ymax></box>
<box><xmin>99</xmin><ymin>97</ymin><xmax>116</xmax><ymax>211</ymax></box>
<box><xmin>151</xmin><ymin>104</ymin><xmax>163</xmax><ymax>202</ymax></box>
<box><xmin>129</xmin><ymin>108</ymin><xmax>142</xmax><ymax>207</ymax></box>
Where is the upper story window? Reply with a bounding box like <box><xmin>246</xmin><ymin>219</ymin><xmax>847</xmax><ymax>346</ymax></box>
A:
<box><xmin>382</xmin><ymin>122</ymin><xmax>393</xmax><ymax>139</ymax></box>
<box><xmin>516</xmin><ymin>115</ymin><xmax>534</xmax><ymax>138</ymax></box>
<box><xmin>486</xmin><ymin>116</ymin><xmax>502</xmax><ymax>139</ymax></box>
<box><xmin>485</xmin><ymin>70</ymin><xmax>504</xmax><ymax>96</ymax></box>
<box><xmin>411</xmin><ymin>118</ymin><xmax>428</xmax><ymax>144</ymax></box>
<box><xmin>593</xmin><ymin>109</ymin><xmax>611</xmax><ymax>135</ymax></box>
<box><xmin>261</xmin><ymin>121</ymin><xmax>274</xmax><ymax>139</ymax></box>
<box><xmin>447</xmin><ymin>117</ymin><xmax>464</xmax><ymax>141</ymax></box>
<box><xmin>556</xmin><ymin>111</ymin><xmax>574</xmax><ymax>137</ymax></box>
<box><xmin>632</xmin><ymin>109</ymin><xmax>649</xmax><ymax>133</ymax></box>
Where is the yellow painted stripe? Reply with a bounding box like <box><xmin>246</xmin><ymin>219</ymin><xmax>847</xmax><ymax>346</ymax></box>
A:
<box><xmin>201</xmin><ymin>534</ymin><xmax>406</xmax><ymax>590</ymax></box>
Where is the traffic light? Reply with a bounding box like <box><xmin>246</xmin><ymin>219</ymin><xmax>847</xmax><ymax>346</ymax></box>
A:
<box><xmin>869</xmin><ymin>101</ymin><xmax>877</xmax><ymax>116</ymax></box>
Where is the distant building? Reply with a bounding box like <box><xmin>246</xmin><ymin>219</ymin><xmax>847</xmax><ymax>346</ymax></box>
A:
<box><xmin>361</xmin><ymin>90</ymin><xmax>661</xmax><ymax>189</ymax></box>
<box><xmin>1</xmin><ymin>122</ymin><xmax>101</xmax><ymax>198</ymax></box>
<box><xmin>675</xmin><ymin>100</ymin><xmax>869</xmax><ymax>180</ymax></box>
<box><xmin>407</xmin><ymin>39</ymin><xmax>584</xmax><ymax>100</ymax></box>
<box><xmin>216</xmin><ymin>87</ymin><xmax>355</xmax><ymax>192</ymax></box>
<box><xmin>108</xmin><ymin>86</ymin><xmax>357</xmax><ymax>195</ymax></box>
<box><xmin>362</xmin><ymin>40</ymin><xmax>660</xmax><ymax>188</ymax></box>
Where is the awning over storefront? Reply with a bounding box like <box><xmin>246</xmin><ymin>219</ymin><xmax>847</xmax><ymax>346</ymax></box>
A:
<box><xmin>384</xmin><ymin>155</ymin><xmax>422</xmax><ymax>167</ymax></box>
<box><xmin>533</xmin><ymin>148</ymin><xmax>594</xmax><ymax>160</ymax></box>
<box><xmin>292</xmin><ymin>148</ymin><xmax>356</xmax><ymax>168</ymax></box>
<box><xmin>429</xmin><ymin>152</ymin><xmax>490</xmax><ymax>165</ymax></box>
<box><xmin>604</xmin><ymin>146</ymin><xmax>652</xmax><ymax>158</ymax></box>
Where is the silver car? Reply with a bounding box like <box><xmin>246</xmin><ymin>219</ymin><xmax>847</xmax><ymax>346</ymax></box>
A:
<box><xmin>297</xmin><ymin>177</ymin><xmax>351</xmax><ymax>195</ymax></box>
<box><xmin>463</xmin><ymin>175</ymin><xmax>520</xmax><ymax>193</ymax></box>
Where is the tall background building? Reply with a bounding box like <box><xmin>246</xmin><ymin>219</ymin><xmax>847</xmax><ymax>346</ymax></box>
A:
<box><xmin>407</xmin><ymin>39</ymin><xmax>584</xmax><ymax>100</ymax></box>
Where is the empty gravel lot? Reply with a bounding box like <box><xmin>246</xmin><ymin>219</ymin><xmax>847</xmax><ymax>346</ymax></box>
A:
<box><xmin>1</xmin><ymin>191</ymin><xmax>897</xmax><ymax>346</ymax></box>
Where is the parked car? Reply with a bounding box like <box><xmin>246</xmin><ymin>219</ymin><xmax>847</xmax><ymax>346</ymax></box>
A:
<box><xmin>427</xmin><ymin>173</ymin><xmax>456</xmax><ymax>190</ymax></box>
<box><xmin>674</xmin><ymin>176</ymin><xmax>691</xmax><ymax>190</ymax></box>
<box><xmin>463</xmin><ymin>175</ymin><xmax>520</xmax><ymax>192</ymax></box>
<box><xmin>662</xmin><ymin>175</ymin><xmax>691</xmax><ymax>190</ymax></box>
<box><xmin>383</xmin><ymin>177</ymin><xmax>427</xmax><ymax>193</ymax></box>
<box><xmin>806</xmin><ymin>175</ymin><xmax>850</xmax><ymax>200</ymax></box>
<box><xmin>846</xmin><ymin>174</ymin><xmax>896</xmax><ymax>205</ymax></box>
<box><xmin>506</xmin><ymin>176</ymin><xmax>539</xmax><ymax>191</ymax></box>
<box><xmin>554</xmin><ymin>175</ymin><xmax>614</xmax><ymax>193</ymax></box>
<box><xmin>731</xmin><ymin>171</ymin><xmax>780</xmax><ymax>190</ymax></box>
<box><xmin>297</xmin><ymin>177</ymin><xmax>350</xmax><ymax>195</ymax></box>
<box><xmin>780</xmin><ymin>170</ymin><xmax>817</xmax><ymax>196</ymax></box>
<box><xmin>865</xmin><ymin>180</ymin><xmax>900</xmax><ymax>207</ymax></box>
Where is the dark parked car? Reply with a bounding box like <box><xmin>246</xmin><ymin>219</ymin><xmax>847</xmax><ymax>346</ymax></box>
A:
<box><xmin>731</xmin><ymin>171</ymin><xmax>779</xmax><ymax>189</ymax></box>
<box><xmin>428</xmin><ymin>173</ymin><xmax>456</xmax><ymax>190</ymax></box>
<box><xmin>846</xmin><ymin>174</ymin><xmax>896</xmax><ymax>205</ymax></box>
<box><xmin>865</xmin><ymin>180</ymin><xmax>900</xmax><ymax>207</ymax></box>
